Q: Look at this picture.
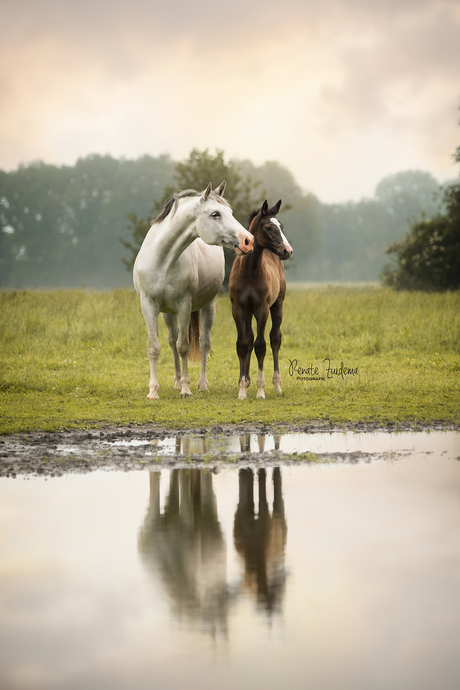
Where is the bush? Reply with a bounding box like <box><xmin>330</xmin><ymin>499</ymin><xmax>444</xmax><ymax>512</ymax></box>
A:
<box><xmin>382</xmin><ymin>170</ymin><xmax>460</xmax><ymax>292</ymax></box>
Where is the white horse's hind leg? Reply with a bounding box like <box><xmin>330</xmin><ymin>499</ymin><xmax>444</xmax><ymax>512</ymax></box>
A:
<box><xmin>176</xmin><ymin>301</ymin><xmax>193</xmax><ymax>397</ymax></box>
<box><xmin>140</xmin><ymin>295</ymin><xmax>161</xmax><ymax>399</ymax></box>
<box><xmin>198</xmin><ymin>301</ymin><xmax>215</xmax><ymax>392</ymax></box>
<box><xmin>163</xmin><ymin>313</ymin><xmax>181</xmax><ymax>389</ymax></box>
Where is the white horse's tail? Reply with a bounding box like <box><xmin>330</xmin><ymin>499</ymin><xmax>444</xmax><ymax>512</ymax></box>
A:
<box><xmin>189</xmin><ymin>311</ymin><xmax>200</xmax><ymax>362</ymax></box>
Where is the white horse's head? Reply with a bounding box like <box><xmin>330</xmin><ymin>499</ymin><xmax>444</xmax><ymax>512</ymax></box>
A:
<box><xmin>194</xmin><ymin>182</ymin><xmax>253</xmax><ymax>255</ymax></box>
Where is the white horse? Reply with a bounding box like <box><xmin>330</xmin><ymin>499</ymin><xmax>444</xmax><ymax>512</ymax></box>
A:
<box><xmin>134</xmin><ymin>182</ymin><xmax>254</xmax><ymax>399</ymax></box>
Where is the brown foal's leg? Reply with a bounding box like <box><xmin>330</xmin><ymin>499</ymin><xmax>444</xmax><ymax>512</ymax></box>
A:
<box><xmin>233</xmin><ymin>305</ymin><xmax>254</xmax><ymax>399</ymax></box>
<box><xmin>254</xmin><ymin>306</ymin><xmax>269</xmax><ymax>399</ymax></box>
<box><xmin>270</xmin><ymin>298</ymin><xmax>283</xmax><ymax>394</ymax></box>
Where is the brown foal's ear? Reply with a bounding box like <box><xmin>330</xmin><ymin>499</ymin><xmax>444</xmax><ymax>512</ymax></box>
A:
<box><xmin>269</xmin><ymin>199</ymin><xmax>282</xmax><ymax>215</ymax></box>
<box><xmin>261</xmin><ymin>200</ymin><xmax>269</xmax><ymax>215</ymax></box>
<box><xmin>215</xmin><ymin>181</ymin><xmax>226</xmax><ymax>197</ymax></box>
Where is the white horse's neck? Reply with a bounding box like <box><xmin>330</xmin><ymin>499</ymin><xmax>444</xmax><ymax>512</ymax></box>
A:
<box><xmin>146</xmin><ymin>199</ymin><xmax>199</xmax><ymax>274</ymax></box>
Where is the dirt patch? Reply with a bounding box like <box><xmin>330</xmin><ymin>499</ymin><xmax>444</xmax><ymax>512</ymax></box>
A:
<box><xmin>1</xmin><ymin>420</ymin><xmax>458</xmax><ymax>478</ymax></box>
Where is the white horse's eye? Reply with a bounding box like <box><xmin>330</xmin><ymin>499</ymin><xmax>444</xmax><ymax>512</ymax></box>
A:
<box><xmin>211</xmin><ymin>211</ymin><xmax>221</xmax><ymax>219</ymax></box>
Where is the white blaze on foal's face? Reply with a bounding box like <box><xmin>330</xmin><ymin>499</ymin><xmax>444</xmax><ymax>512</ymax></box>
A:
<box><xmin>271</xmin><ymin>217</ymin><xmax>293</xmax><ymax>254</ymax></box>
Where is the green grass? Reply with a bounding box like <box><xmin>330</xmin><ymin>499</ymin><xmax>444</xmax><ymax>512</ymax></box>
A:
<box><xmin>0</xmin><ymin>286</ymin><xmax>459</xmax><ymax>434</ymax></box>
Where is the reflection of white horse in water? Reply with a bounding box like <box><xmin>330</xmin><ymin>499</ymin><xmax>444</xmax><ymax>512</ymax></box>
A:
<box><xmin>234</xmin><ymin>467</ymin><xmax>287</xmax><ymax>615</ymax></box>
<box><xmin>138</xmin><ymin>470</ymin><xmax>230</xmax><ymax>637</ymax></box>
<box><xmin>133</xmin><ymin>183</ymin><xmax>254</xmax><ymax>399</ymax></box>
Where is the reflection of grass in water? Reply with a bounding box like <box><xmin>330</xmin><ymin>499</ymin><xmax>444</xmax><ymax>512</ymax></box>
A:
<box><xmin>290</xmin><ymin>451</ymin><xmax>321</xmax><ymax>463</ymax></box>
<box><xmin>0</xmin><ymin>286</ymin><xmax>459</xmax><ymax>434</ymax></box>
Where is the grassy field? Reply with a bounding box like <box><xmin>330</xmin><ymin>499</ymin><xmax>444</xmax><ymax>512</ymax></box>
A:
<box><xmin>0</xmin><ymin>286</ymin><xmax>459</xmax><ymax>434</ymax></box>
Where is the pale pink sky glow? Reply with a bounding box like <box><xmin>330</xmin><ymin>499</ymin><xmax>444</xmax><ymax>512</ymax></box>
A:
<box><xmin>0</xmin><ymin>0</ymin><xmax>459</xmax><ymax>201</ymax></box>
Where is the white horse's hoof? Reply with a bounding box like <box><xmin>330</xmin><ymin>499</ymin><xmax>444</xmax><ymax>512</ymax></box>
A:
<box><xmin>256</xmin><ymin>390</ymin><xmax>265</xmax><ymax>399</ymax></box>
<box><xmin>147</xmin><ymin>393</ymin><xmax>159</xmax><ymax>400</ymax></box>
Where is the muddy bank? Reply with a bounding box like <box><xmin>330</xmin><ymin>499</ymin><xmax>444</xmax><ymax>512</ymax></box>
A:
<box><xmin>1</xmin><ymin>420</ymin><xmax>458</xmax><ymax>479</ymax></box>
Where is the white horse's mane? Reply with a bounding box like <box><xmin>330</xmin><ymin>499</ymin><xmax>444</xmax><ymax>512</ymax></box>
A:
<box><xmin>153</xmin><ymin>189</ymin><xmax>231</xmax><ymax>225</ymax></box>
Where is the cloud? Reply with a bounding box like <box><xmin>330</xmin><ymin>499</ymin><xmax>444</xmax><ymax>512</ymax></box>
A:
<box><xmin>0</xmin><ymin>0</ymin><xmax>458</xmax><ymax>201</ymax></box>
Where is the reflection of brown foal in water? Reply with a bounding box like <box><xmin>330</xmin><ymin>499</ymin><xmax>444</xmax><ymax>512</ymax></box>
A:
<box><xmin>229</xmin><ymin>201</ymin><xmax>293</xmax><ymax>399</ymax></box>
<box><xmin>233</xmin><ymin>468</ymin><xmax>287</xmax><ymax>614</ymax></box>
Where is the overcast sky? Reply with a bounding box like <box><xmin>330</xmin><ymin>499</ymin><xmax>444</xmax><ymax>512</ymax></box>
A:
<box><xmin>1</xmin><ymin>0</ymin><xmax>459</xmax><ymax>202</ymax></box>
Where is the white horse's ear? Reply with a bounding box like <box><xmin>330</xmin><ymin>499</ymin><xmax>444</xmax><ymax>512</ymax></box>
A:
<box><xmin>202</xmin><ymin>182</ymin><xmax>212</xmax><ymax>200</ymax></box>
<box><xmin>215</xmin><ymin>181</ymin><xmax>226</xmax><ymax>197</ymax></box>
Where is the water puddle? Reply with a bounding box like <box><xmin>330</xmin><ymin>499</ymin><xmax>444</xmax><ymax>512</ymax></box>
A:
<box><xmin>1</xmin><ymin>429</ymin><xmax>458</xmax><ymax>477</ymax></box>
<box><xmin>104</xmin><ymin>430</ymin><xmax>459</xmax><ymax>458</ymax></box>
<box><xmin>0</xmin><ymin>433</ymin><xmax>459</xmax><ymax>689</ymax></box>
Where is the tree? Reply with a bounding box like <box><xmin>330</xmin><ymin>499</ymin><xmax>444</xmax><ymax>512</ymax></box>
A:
<box><xmin>381</xmin><ymin>149</ymin><xmax>460</xmax><ymax>291</ymax></box>
<box><xmin>121</xmin><ymin>149</ymin><xmax>265</xmax><ymax>287</ymax></box>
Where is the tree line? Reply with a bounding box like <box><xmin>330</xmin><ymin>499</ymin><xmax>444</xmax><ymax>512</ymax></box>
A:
<box><xmin>0</xmin><ymin>154</ymin><xmax>175</xmax><ymax>289</ymax></box>
<box><xmin>1</xmin><ymin>148</ymin><xmax>457</xmax><ymax>290</ymax></box>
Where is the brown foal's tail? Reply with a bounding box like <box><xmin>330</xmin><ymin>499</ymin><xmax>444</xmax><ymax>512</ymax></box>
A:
<box><xmin>189</xmin><ymin>311</ymin><xmax>200</xmax><ymax>362</ymax></box>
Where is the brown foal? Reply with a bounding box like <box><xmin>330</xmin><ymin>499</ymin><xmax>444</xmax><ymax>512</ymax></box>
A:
<box><xmin>229</xmin><ymin>200</ymin><xmax>293</xmax><ymax>399</ymax></box>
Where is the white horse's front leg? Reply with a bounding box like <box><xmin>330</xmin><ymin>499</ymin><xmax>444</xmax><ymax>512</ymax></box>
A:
<box><xmin>176</xmin><ymin>302</ymin><xmax>193</xmax><ymax>397</ymax></box>
<box><xmin>163</xmin><ymin>313</ymin><xmax>181</xmax><ymax>389</ymax></box>
<box><xmin>140</xmin><ymin>295</ymin><xmax>161</xmax><ymax>399</ymax></box>
<box><xmin>198</xmin><ymin>301</ymin><xmax>215</xmax><ymax>392</ymax></box>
